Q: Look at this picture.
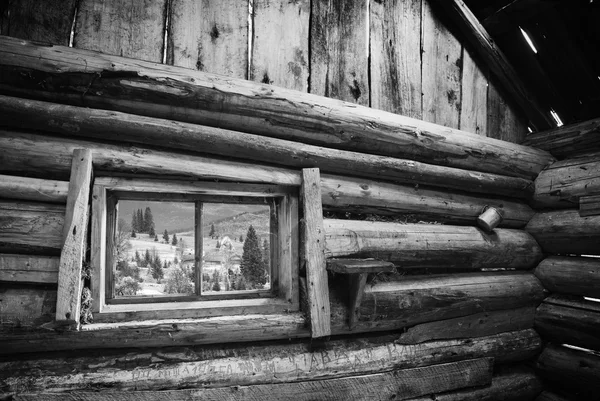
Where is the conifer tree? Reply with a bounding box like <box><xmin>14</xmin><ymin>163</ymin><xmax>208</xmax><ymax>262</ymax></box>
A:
<box><xmin>262</xmin><ymin>239</ymin><xmax>270</xmax><ymax>266</ymax></box>
<box><xmin>131</xmin><ymin>229</ymin><xmax>136</xmax><ymax>238</ymax></box>
<box><xmin>144</xmin><ymin>249</ymin><xmax>151</xmax><ymax>267</ymax></box>
<box><xmin>154</xmin><ymin>234</ymin><xmax>158</xmax><ymax>242</ymax></box>
<box><xmin>131</xmin><ymin>212</ymin><xmax>138</xmax><ymax>233</ymax></box>
<box><xmin>239</xmin><ymin>234</ymin><xmax>244</xmax><ymax>242</ymax></box>
<box><xmin>209</xmin><ymin>224</ymin><xmax>215</xmax><ymax>238</ymax></box>
<box><xmin>135</xmin><ymin>250</ymin><xmax>141</xmax><ymax>264</ymax></box>
<box><xmin>172</xmin><ymin>233</ymin><xmax>178</xmax><ymax>246</ymax></box>
<box><xmin>163</xmin><ymin>229</ymin><xmax>169</xmax><ymax>244</ymax></box>
<box><xmin>137</xmin><ymin>209</ymin><xmax>144</xmax><ymax>232</ymax></box>
<box><xmin>143</xmin><ymin>207</ymin><xmax>154</xmax><ymax>233</ymax></box>
<box><xmin>240</xmin><ymin>225</ymin><xmax>267</xmax><ymax>289</ymax></box>
<box><xmin>150</xmin><ymin>254</ymin><xmax>163</xmax><ymax>280</ymax></box>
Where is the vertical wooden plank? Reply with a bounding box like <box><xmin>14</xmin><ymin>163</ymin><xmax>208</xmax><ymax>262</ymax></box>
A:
<box><xmin>487</xmin><ymin>80</ymin><xmax>528</xmax><ymax>143</ymax></box>
<box><xmin>421</xmin><ymin>0</ymin><xmax>462</xmax><ymax>129</ymax></box>
<box><xmin>460</xmin><ymin>49</ymin><xmax>488</xmax><ymax>136</ymax></box>
<box><xmin>56</xmin><ymin>149</ymin><xmax>93</xmax><ymax>325</ymax></box>
<box><xmin>348</xmin><ymin>273</ymin><xmax>367</xmax><ymax>330</ymax></box>
<box><xmin>104</xmin><ymin>192</ymin><xmax>117</xmax><ymax>302</ymax></box>
<box><xmin>90</xmin><ymin>185</ymin><xmax>106</xmax><ymax>313</ymax></box>
<box><xmin>195</xmin><ymin>201</ymin><xmax>203</xmax><ymax>295</ymax></box>
<box><xmin>278</xmin><ymin>194</ymin><xmax>299</xmax><ymax>307</ymax></box>
<box><xmin>251</xmin><ymin>0</ymin><xmax>309</xmax><ymax>91</ymax></box>
<box><xmin>168</xmin><ymin>0</ymin><xmax>248</xmax><ymax>78</ymax></box>
<box><xmin>74</xmin><ymin>0</ymin><xmax>168</xmax><ymax>63</ymax></box>
<box><xmin>301</xmin><ymin>168</ymin><xmax>330</xmax><ymax>338</ymax></box>
<box><xmin>310</xmin><ymin>0</ymin><xmax>369</xmax><ymax>105</ymax></box>
<box><xmin>0</xmin><ymin>0</ymin><xmax>77</xmax><ymax>46</ymax></box>
<box><xmin>370</xmin><ymin>0</ymin><xmax>422</xmax><ymax>118</ymax></box>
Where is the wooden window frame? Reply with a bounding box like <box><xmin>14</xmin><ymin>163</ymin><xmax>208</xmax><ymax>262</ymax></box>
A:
<box><xmin>91</xmin><ymin>177</ymin><xmax>299</xmax><ymax>322</ymax></box>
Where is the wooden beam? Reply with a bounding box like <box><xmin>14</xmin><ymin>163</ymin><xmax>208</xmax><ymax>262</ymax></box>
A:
<box><xmin>0</xmin><ymin>35</ymin><xmax>555</xmax><ymax>179</ymax></box>
<box><xmin>533</xmin><ymin>154</ymin><xmax>600</xmax><ymax>208</ymax></box>
<box><xmin>536</xmin><ymin>344</ymin><xmax>600</xmax><ymax>399</ymax></box>
<box><xmin>482</xmin><ymin>0</ymin><xmax>561</xmax><ymax>37</ymax></box>
<box><xmin>301</xmin><ymin>168</ymin><xmax>330</xmax><ymax>338</ymax></box>
<box><xmin>0</xmin><ymin>201</ymin><xmax>64</xmax><ymax>254</ymax></box>
<box><xmin>535</xmin><ymin>256</ymin><xmax>600</xmax><ymax>298</ymax></box>
<box><xmin>0</xmin><ymin>329</ymin><xmax>540</xmax><ymax>392</ymax></box>
<box><xmin>428</xmin><ymin>0</ymin><xmax>554</xmax><ymax>130</ymax></box>
<box><xmin>536</xmin><ymin>296</ymin><xmax>600</xmax><ymax>353</ymax></box>
<box><xmin>0</xmin><ymin>131</ymin><xmax>537</xmax><ymax>228</ymax></box>
<box><xmin>0</xmin><ymin>95</ymin><xmax>537</xmax><ymax>199</ymax></box>
<box><xmin>327</xmin><ymin>259</ymin><xmax>396</xmax><ymax>275</ymax></box>
<box><xmin>0</xmin><ymin>174</ymin><xmax>68</xmax><ymax>203</ymax></box>
<box><xmin>323</xmin><ymin>219</ymin><xmax>543</xmax><ymax>269</ymax></box>
<box><xmin>0</xmin><ymin>254</ymin><xmax>59</xmax><ymax>284</ymax></box>
<box><xmin>12</xmin><ymin>358</ymin><xmax>493</xmax><ymax>401</ymax></box>
<box><xmin>526</xmin><ymin>210</ymin><xmax>600</xmax><ymax>255</ymax></box>
<box><xmin>55</xmin><ymin>149</ymin><xmax>92</xmax><ymax>325</ymax></box>
<box><xmin>580</xmin><ymin>195</ymin><xmax>600</xmax><ymax>217</ymax></box>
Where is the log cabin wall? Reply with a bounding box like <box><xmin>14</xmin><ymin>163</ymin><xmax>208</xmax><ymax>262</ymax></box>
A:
<box><xmin>0</xmin><ymin>0</ymin><xmax>557</xmax><ymax>400</ymax></box>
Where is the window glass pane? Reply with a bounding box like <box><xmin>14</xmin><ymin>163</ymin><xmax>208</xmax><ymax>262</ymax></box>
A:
<box><xmin>202</xmin><ymin>203</ymin><xmax>271</xmax><ymax>293</ymax></box>
<box><xmin>114</xmin><ymin>200</ymin><xmax>195</xmax><ymax>298</ymax></box>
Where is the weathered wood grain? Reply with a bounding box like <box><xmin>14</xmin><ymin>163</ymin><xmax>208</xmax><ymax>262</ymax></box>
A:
<box><xmin>0</xmin><ymin>0</ymin><xmax>77</xmax><ymax>45</ymax></box>
<box><xmin>0</xmin><ymin>286</ymin><xmax>56</xmax><ymax>331</ymax></box>
<box><xmin>536</xmin><ymin>344</ymin><xmax>600</xmax><ymax>399</ymax></box>
<box><xmin>533</xmin><ymin>155</ymin><xmax>600</xmax><ymax>208</ymax></box>
<box><xmin>12</xmin><ymin>358</ymin><xmax>493</xmax><ymax>401</ymax></box>
<box><xmin>397</xmin><ymin>307</ymin><xmax>535</xmax><ymax>344</ymax></box>
<box><xmin>167</xmin><ymin>0</ymin><xmax>247</xmax><ymax>78</ymax></box>
<box><xmin>311</xmin><ymin>0</ymin><xmax>368</xmax><ymax>105</ymax></box>
<box><xmin>327</xmin><ymin>259</ymin><xmax>396</xmax><ymax>275</ymax></box>
<box><xmin>301</xmin><ymin>168</ymin><xmax>330</xmax><ymax>338</ymax></box>
<box><xmin>526</xmin><ymin>209</ymin><xmax>600</xmax><ymax>255</ymax></box>
<box><xmin>534</xmin><ymin>256</ymin><xmax>600</xmax><ymax>298</ymax></box>
<box><xmin>0</xmin><ymin>329</ymin><xmax>541</xmax><ymax>392</ymax></box>
<box><xmin>56</xmin><ymin>149</ymin><xmax>92</xmax><ymax>324</ymax></box>
<box><xmin>421</xmin><ymin>0</ymin><xmax>462</xmax><ymax>129</ymax></box>
<box><xmin>0</xmin><ymin>132</ymin><xmax>536</xmax><ymax>228</ymax></box>
<box><xmin>428</xmin><ymin>0</ymin><xmax>554</xmax><ymax>130</ymax></box>
<box><xmin>0</xmin><ymin>95</ymin><xmax>536</xmax><ymax>199</ymax></box>
<box><xmin>408</xmin><ymin>367</ymin><xmax>542</xmax><ymax>401</ymax></box>
<box><xmin>0</xmin><ymin>254</ymin><xmax>59</xmax><ymax>284</ymax></box>
<box><xmin>250</xmin><ymin>0</ymin><xmax>309</xmax><ymax>91</ymax></box>
<box><xmin>487</xmin><ymin>80</ymin><xmax>528</xmax><ymax>143</ymax></box>
<box><xmin>536</xmin><ymin>296</ymin><xmax>600</xmax><ymax>352</ymax></box>
<box><xmin>0</xmin><ymin>174</ymin><xmax>68</xmax><ymax>203</ymax></box>
<box><xmin>580</xmin><ymin>195</ymin><xmax>600</xmax><ymax>217</ymax></box>
<box><xmin>460</xmin><ymin>49</ymin><xmax>488</xmax><ymax>136</ymax></box>
<box><xmin>0</xmin><ymin>35</ymin><xmax>555</xmax><ymax>179</ymax></box>
<box><xmin>73</xmin><ymin>0</ymin><xmax>168</xmax><ymax>62</ymax></box>
<box><xmin>0</xmin><ymin>201</ymin><xmax>64</xmax><ymax>253</ymax></box>
<box><xmin>340</xmin><ymin>272</ymin><xmax>544</xmax><ymax>331</ymax></box>
<box><xmin>522</xmin><ymin>116</ymin><xmax>600</xmax><ymax>159</ymax></box>
<box><xmin>324</xmin><ymin>219</ymin><xmax>543</xmax><ymax>269</ymax></box>
<box><xmin>370</xmin><ymin>0</ymin><xmax>422</xmax><ymax>118</ymax></box>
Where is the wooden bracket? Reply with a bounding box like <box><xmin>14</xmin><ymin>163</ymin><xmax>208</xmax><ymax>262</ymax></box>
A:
<box><xmin>327</xmin><ymin>258</ymin><xmax>395</xmax><ymax>330</ymax></box>
<box><xmin>55</xmin><ymin>149</ymin><xmax>93</xmax><ymax>328</ymax></box>
<box><xmin>580</xmin><ymin>195</ymin><xmax>600</xmax><ymax>217</ymax></box>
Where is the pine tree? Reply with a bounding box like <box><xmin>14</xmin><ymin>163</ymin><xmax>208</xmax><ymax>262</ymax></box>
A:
<box><xmin>172</xmin><ymin>233</ymin><xmax>178</xmax><ymax>246</ymax></box>
<box><xmin>163</xmin><ymin>229</ymin><xmax>169</xmax><ymax>244</ymax></box>
<box><xmin>262</xmin><ymin>239</ymin><xmax>270</xmax><ymax>266</ymax></box>
<box><xmin>209</xmin><ymin>224</ymin><xmax>215</xmax><ymax>238</ymax></box>
<box><xmin>239</xmin><ymin>234</ymin><xmax>244</xmax><ymax>242</ymax></box>
<box><xmin>149</xmin><ymin>225</ymin><xmax>156</xmax><ymax>237</ymax></box>
<box><xmin>144</xmin><ymin>249</ymin><xmax>151</xmax><ymax>266</ymax></box>
<box><xmin>150</xmin><ymin>254</ymin><xmax>163</xmax><ymax>281</ymax></box>
<box><xmin>131</xmin><ymin>229</ymin><xmax>136</xmax><ymax>238</ymax></box>
<box><xmin>143</xmin><ymin>207</ymin><xmax>154</xmax><ymax>233</ymax></box>
<box><xmin>154</xmin><ymin>234</ymin><xmax>158</xmax><ymax>242</ymax></box>
<box><xmin>240</xmin><ymin>225</ymin><xmax>267</xmax><ymax>289</ymax></box>
<box><xmin>135</xmin><ymin>250</ymin><xmax>141</xmax><ymax>264</ymax></box>
<box><xmin>137</xmin><ymin>209</ymin><xmax>144</xmax><ymax>232</ymax></box>
<box><xmin>131</xmin><ymin>212</ymin><xmax>138</xmax><ymax>233</ymax></box>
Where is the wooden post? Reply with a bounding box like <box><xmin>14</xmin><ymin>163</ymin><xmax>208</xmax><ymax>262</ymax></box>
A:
<box><xmin>55</xmin><ymin>149</ymin><xmax>93</xmax><ymax>326</ymax></box>
<box><xmin>301</xmin><ymin>168</ymin><xmax>331</xmax><ymax>338</ymax></box>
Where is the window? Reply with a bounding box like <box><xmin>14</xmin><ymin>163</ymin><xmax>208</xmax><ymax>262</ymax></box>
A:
<box><xmin>91</xmin><ymin>178</ymin><xmax>299</xmax><ymax>322</ymax></box>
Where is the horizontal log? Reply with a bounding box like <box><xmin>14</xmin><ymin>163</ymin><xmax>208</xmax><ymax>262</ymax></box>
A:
<box><xmin>580</xmin><ymin>195</ymin><xmax>600</xmax><ymax>217</ymax></box>
<box><xmin>0</xmin><ymin>174</ymin><xmax>68</xmax><ymax>203</ymax></box>
<box><xmin>0</xmin><ymin>131</ymin><xmax>535</xmax><ymax>228</ymax></box>
<box><xmin>535</xmin><ymin>296</ymin><xmax>600</xmax><ymax>352</ymax></box>
<box><xmin>0</xmin><ymin>286</ymin><xmax>56</xmax><ymax>332</ymax></box>
<box><xmin>326</xmin><ymin>258</ymin><xmax>396</xmax><ymax>274</ymax></box>
<box><xmin>338</xmin><ymin>272</ymin><xmax>544</xmax><ymax>331</ymax></box>
<box><xmin>533</xmin><ymin>155</ymin><xmax>600</xmax><ymax>208</ymax></box>
<box><xmin>324</xmin><ymin>219</ymin><xmax>543</xmax><ymax>268</ymax></box>
<box><xmin>534</xmin><ymin>256</ymin><xmax>600</xmax><ymax>298</ymax></box>
<box><xmin>0</xmin><ymin>254</ymin><xmax>59</xmax><ymax>284</ymax></box>
<box><xmin>0</xmin><ymin>329</ymin><xmax>541</xmax><ymax>393</ymax></box>
<box><xmin>0</xmin><ymin>95</ymin><xmax>535</xmax><ymax>199</ymax></box>
<box><xmin>0</xmin><ymin>201</ymin><xmax>64</xmax><ymax>254</ymax></box>
<box><xmin>11</xmin><ymin>358</ymin><xmax>493</xmax><ymax>401</ymax></box>
<box><xmin>396</xmin><ymin>307</ymin><xmax>535</xmax><ymax>344</ymax></box>
<box><xmin>522</xmin><ymin>117</ymin><xmax>600</xmax><ymax>159</ymax></box>
<box><xmin>0</xmin><ymin>36</ymin><xmax>555</xmax><ymax>179</ymax></box>
<box><xmin>526</xmin><ymin>210</ymin><xmax>600</xmax><ymax>255</ymax></box>
<box><xmin>408</xmin><ymin>367</ymin><xmax>542</xmax><ymax>401</ymax></box>
<box><xmin>536</xmin><ymin>344</ymin><xmax>600</xmax><ymax>399</ymax></box>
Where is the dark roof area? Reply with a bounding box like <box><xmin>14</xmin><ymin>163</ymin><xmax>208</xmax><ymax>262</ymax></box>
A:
<box><xmin>463</xmin><ymin>0</ymin><xmax>600</xmax><ymax>126</ymax></box>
